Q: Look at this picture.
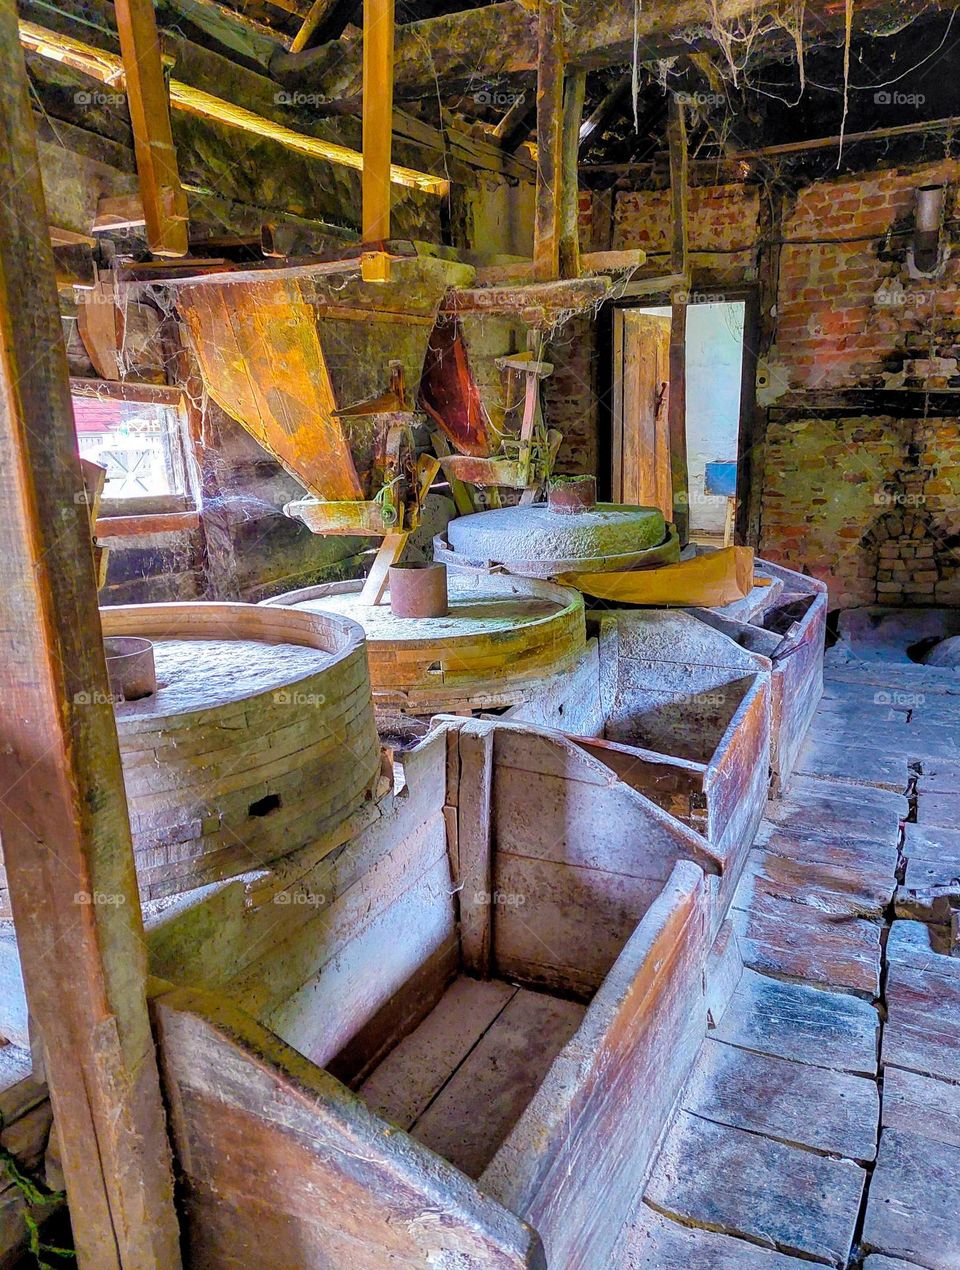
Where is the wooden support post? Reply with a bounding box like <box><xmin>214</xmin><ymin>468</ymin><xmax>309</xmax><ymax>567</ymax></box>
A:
<box><xmin>455</xmin><ymin>722</ymin><xmax>494</xmax><ymax>977</ymax></box>
<box><xmin>114</xmin><ymin>0</ymin><xmax>189</xmax><ymax>257</ymax></box>
<box><xmin>532</xmin><ymin>0</ymin><xmax>564</xmax><ymax>281</ymax></box>
<box><xmin>559</xmin><ymin>66</ymin><xmax>586</xmax><ymax>280</ymax></box>
<box><xmin>668</xmin><ymin>93</ymin><xmax>689</xmax><ymax>278</ymax></box>
<box><xmin>667</xmin><ymin>94</ymin><xmax>690</xmax><ymax>544</ymax></box>
<box><xmin>0</xmin><ymin>21</ymin><xmax>182</xmax><ymax>1269</ymax></box>
<box><xmin>361</xmin><ymin>0</ymin><xmax>395</xmax><ymax>282</ymax></box>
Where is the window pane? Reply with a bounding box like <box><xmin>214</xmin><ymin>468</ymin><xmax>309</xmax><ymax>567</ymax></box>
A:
<box><xmin>73</xmin><ymin>396</ymin><xmax>184</xmax><ymax>499</ymax></box>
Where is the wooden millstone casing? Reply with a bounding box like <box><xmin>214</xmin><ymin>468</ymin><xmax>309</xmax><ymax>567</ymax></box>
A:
<box><xmin>263</xmin><ymin>574</ymin><xmax>586</xmax><ymax>715</ymax></box>
<box><xmin>0</xmin><ymin>603</ymin><xmax>382</xmax><ymax>919</ymax></box>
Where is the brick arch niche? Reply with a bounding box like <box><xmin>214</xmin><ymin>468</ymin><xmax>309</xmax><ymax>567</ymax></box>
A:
<box><xmin>859</xmin><ymin>507</ymin><xmax>960</xmax><ymax>606</ymax></box>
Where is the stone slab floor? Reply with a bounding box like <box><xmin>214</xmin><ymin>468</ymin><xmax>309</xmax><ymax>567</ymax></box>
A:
<box><xmin>614</xmin><ymin>661</ymin><xmax>960</xmax><ymax>1268</ymax></box>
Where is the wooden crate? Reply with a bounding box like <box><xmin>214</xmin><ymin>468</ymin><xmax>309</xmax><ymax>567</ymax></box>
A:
<box><xmin>505</xmin><ymin>609</ymin><xmax>772</xmax><ymax>926</ymax></box>
<box><xmin>143</xmin><ymin>721</ymin><xmax>715</xmax><ymax>1267</ymax></box>
<box><xmin>693</xmin><ymin>560</ymin><xmax>827</xmax><ymax>795</ymax></box>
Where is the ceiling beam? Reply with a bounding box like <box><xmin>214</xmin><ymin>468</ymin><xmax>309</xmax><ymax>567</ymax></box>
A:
<box><xmin>273</xmin><ymin>0</ymin><xmax>960</xmax><ymax>107</ymax></box>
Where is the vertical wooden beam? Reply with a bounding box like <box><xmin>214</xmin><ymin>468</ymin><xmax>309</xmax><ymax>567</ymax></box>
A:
<box><xmin>668</xmin><ymin>93</ymin><xmax>689</xmax><ymax>277</ymax></box>
<box><xmin>667</xmin><ymin>94</ymin><xmax>690</xmax><ymax>544</ymax></box>
<box><xmin>558</xmin><ymin>66</ymin><xmax>586</xmax><ymax>280</ymax></box>
<box><xmin>533</xmin><ymin>0</ymin><xmax>565</xmax><ymax>281</ymax></box>
<box><xmin>114</xmin><ymin>0</ymin><xmax>189</xmax><ymax>257</ymax></box>
<box><xmin>0</xmin><ymin>18</ymin><xmax>181</xmax><ymax>1270</ymax></box>
<box><xmin>361</xmin><ymin>0</ymin><xmax>395</xmax><ymax>281</ymax></box>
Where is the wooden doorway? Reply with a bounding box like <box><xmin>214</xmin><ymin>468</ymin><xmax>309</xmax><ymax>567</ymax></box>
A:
<box><xmin>611</xmin><ymin>309</ymin><xmax>672</xmax><ymax>520</ymax></box>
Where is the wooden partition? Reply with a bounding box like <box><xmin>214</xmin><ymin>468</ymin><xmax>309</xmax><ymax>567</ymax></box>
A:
<box><xmin>481</xmin><ymin>860</ymin><xmax>709</xmax><ymax>1267</ymax></box>
<box><xmin>153</xmin><ymin>987</ymin><xmax>546</xmax><ymax>1269</ymax></box>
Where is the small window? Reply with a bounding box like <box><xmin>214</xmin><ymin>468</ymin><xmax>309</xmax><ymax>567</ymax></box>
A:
<box><xmin>71</xmin><ymin>380</ymin><xmax>194</xmax><ymax>512</ymax></box>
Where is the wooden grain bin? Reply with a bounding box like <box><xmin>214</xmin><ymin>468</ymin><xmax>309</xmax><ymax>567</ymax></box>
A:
<box><xmin>143</xmin><ymin>721</ymin><xmax>717</xmax><ymax>1267</ymax></box>
<box><xmin>505</xmin><ymin>610</ymin><xmax>771</xmax><ymax>923</ymax></box>
<box><xmin>692</xmin><ymin>561</ymin><xmax>827</xmax><ymax>794</ymax></box>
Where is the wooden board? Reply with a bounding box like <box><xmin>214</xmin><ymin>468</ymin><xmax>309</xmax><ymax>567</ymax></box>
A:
<box><xmin>882</xmin><ymin>1066</ymin><xmax>960</xmax><ymax>1150</ymax></box>
<box><xmin>863</xmin><ymin>1128</ymin><xmax>960</xmax><ymax>1269</ymax></box>
<box><xmin>762</xmin><ymin>774</ymin><xmax>907</xmax><ymax>843</ymax></box>
<box><xmin>645</xmin><ymin>1110</ymin><xmax>866</xmax><ymax>1265</ymax></box>
<box><xmin>682</xmin><ymin>1037</ymin><xmax>878</xmax><ymax>1162</ymax></box>
<box><xmin>614</xmin><ymin>1205</ymin><xmax>813</xmax><ymax>1268</ymax></box>
<box><xmin>711</xmin><ymin>968</ymin><xmax>879</xmax><ymax>1076</ymax></box>
<box><xmin>408</xmin><ymin>987</ymin><xmax>585</xmax><ymax>1178</ymax></box>
<box><xmin>735</xmin><ymin>849</ymin><xmax>894</xmax><ymax>920</ymax></box>
<box><xmin>794</xmin><ymin>735</ymin><xmax>910</xmax><ymax>792</ymax></box>
<box><xmin>730</xmin><ymin>901</ymin><xmax>882</xmax><ymax>998</ymax></box>
<box><xmin>613</xmin><ymin>310</ymin><xmax>673</xmax><ymax>519</ymax></box>
<box><xmin>883</xmin><ymin>956</ymin><xmax>960</xmax><ymax>1084</ymax></box>
<box><xmin>359</xmin><ymin>976</ymin><xmax>516</xmax><ymax>1128</ymax></box>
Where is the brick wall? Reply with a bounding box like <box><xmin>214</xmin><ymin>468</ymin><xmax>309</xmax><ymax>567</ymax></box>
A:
<box><xmin>602</xmin><ymin>161</ymin><xmax>960</xmax><ymax>607</ymax></box>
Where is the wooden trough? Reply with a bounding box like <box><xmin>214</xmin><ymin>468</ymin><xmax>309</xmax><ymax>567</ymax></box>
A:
<box><xmin>140</xmin><ymin>720</ymin><xmax>720</xmax><ymax>1267</ymax></box>
<box><xmin>505</xmin><ymin>609</ymin><xmax>771</xmax><ymax>919</ymax></box>
<box><xmin>692</xmin><ymin>561</ymin><xmax>827</xmax><ymax>794</ymax></box>
<box><xmin>0</xmin><ymin>602</ymin><xmax>381</xmax><ymax>925</ymax></box>
<box><xmin>262</xmin><ymin>573</ymin><xmax>586</xmax><ymax>721</ymax></box>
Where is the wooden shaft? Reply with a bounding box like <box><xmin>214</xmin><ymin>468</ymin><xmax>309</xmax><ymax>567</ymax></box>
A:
<box><xmin>668</xmin><ymin>94</ymin><xmax>688</xmax><ymax>277</ymax></box>
<box><xmin>0</xmin><ymin>16</ymin><xmax>182</xmax><ymax>1269</ymax></box>
<box><xmin>362</xmin><ymin>0</ymin><xmax>395</xmax><ymax>254</ymax></box>
<box><xmin>114</xmin><ymin>0</ymin><xmax>189</xmax><ymax>257</ymax></box>
<box><xmin>558</xmin><ymin>66</ymin><xmax>586</xmax><ymax>279</ymax></box>
<box><xmin>532</xmin><ymin>0</ymin><xmax>564</xmax><ymax>280</ymax></box>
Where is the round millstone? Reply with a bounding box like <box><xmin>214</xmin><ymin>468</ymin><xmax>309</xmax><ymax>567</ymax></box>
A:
<box><xmin>263</xmin><ymin>574</ymin><xmax>585</xmax><ymax>714</ymax></box>
<box><xmin>441</xmin><ymin>503</ymin><xmax>671</xmax><ymax>576</ymax></box>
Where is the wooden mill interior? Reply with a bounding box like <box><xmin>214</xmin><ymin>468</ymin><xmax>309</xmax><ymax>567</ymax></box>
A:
<box><xmin>2</xmin><ymin>0</ymin><xmax>960</xmax><ymax>1263</ymax></box>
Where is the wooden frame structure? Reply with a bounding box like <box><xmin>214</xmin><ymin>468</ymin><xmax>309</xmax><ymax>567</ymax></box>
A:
<box><xmin>0</xmin><ymin>19</ymin><xmax>180</xmax><ymax>1267</ymax></box>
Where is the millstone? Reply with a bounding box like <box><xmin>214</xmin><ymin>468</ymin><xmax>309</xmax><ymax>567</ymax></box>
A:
<box><xmin>441</xmin><ymin>503</ymin><xmax>672</xmax><ymax>577</ymax></box>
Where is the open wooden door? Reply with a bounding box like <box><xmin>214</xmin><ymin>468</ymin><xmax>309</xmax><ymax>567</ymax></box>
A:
<box><xmin>612</xmin><ymin>310</ymin><xmax>672</xmax><ymax>520</ymax></box>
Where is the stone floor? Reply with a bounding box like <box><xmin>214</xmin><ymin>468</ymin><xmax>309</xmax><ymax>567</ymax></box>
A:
<box><xmin>615</xmin><ymin>660</ymin><xmax>960</xmax><ymax>1268</ymax></box>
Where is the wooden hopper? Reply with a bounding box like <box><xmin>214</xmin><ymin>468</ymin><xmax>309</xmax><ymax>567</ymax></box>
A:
<box><xmin>175</xmin><ymin>254</ymin><xmax>474</xmax><ymax>535</ymax></box>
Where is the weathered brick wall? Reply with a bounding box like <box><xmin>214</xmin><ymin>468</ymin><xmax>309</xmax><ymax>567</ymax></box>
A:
<box><xmin>602</xmin><ymin>162</ymin><xmax>960</xmax><ymax>607</ymax></box>
<box><xmin>760</xmin><ymin>415</ymin><xmax>960</xmax><ymax>609</ymax></box>
<box><xmin>768</xmin><ymin>160</ymin><xmax>960</xmax><ymax>392</ymax></box>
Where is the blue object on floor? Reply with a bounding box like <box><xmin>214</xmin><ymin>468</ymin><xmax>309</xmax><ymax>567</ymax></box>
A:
<box><xmin>704</xmin><ymin>460</ymin><xmax>738</xmax><ymax>497</ymax></box>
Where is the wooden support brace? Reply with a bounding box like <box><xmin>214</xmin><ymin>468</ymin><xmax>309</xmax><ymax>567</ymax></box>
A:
<box><xmin>559</xmin><ymin>66</ymin><xmax>586</xmax><ymax>280</ymax></box>
<box><xmin>114</xmin><ymin>0</ymin><xmax>189</xmax><ymax>257</ymax></box>
<box><xmin>361</xmin><ymin>0</ymin><xmax>395</xmax><ymax>282</ymax></box>
<box><xmin>532</xmin><ymin>0</ymin><xmax>564</xmax><ymax>281</ymax></box>
<box><xmin>0</xmin><ymin>16</ymin><xmax>181</xmax><ymax>1267</ymax></box>
<box><xmin>667</xmin><ymin>94</ymin><xmax>690</xmax><ymax>544</ymax></box>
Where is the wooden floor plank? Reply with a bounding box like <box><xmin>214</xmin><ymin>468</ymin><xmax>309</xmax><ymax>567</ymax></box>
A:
<box><xmin>711</xmin><ymin>969</ymin><xmax>879</xmax><ymax>1076</ymax></box>
<box><xmin>863</xmin><ymin>1128</ymin><xmax>960</xmax><ymax>1269</ymax></box>
<box><xmin>683</xmin><ymin>1037</ymin><xmax>878</xmax><ymax>1163</ymax></box>
<box><xmin>916</xmin><ymin>760</ymin><xmax>960</xmax><ymax>793</ymax></box>
<box><xmin>902</xmin><ymin>823</ymin><xmax>960</xmax><ymax>864</ymax></box>
<box><xmin>735</xmin><ymin>849</ymin><xmax>894</xmax><ymax>920</ymax></box>
<box><xmin>886</xmin><ymin>921</ymin><xmax>960</xmax><ymax>977</ymax></box>
<box><xmin>794</xmin><ymin>736</ymin><xmax>910</xmax><ymax>792</ymax></box>
<box><xmin>614</xmin><ymin>1203</ymin><xmax>813</xmax><ymax>1268</ymax></box>
<box><xmin>863</xmin><ymin>1257</ymin><xmax>925</xmax><ymax>1270</ymax></box>
<box><xmin>645</xmin><ymin>1110</ymin><xmax>866</xmax><ymax>1265</ymax></box>
<box><xmin>731</xmin><ymin>903</ymin><xmax>881</xmax><ymax>998</ymax></box>
<box><xmin>883</xmin><ymin>961</ymin><xmax>960</xmax><ymax>1084</ymax></box>
<box><xmin>409</xmin><ymin>987</ymin><xmax>585</xmax><ymax>1178</ymax></box>
<box><xmin>915</xmin><ymin>791</ymin><xmax>960</xmax><ymax>828</ymax></box>
<box><xmin>763</xmin><ymin>777</ymin><xmax>907</xmax><ymax>843</ymax></box>
<box><xmin>755</xmin><ymin>824</ymin><xmax>900</xmax><ymax>882</ymax></box>
<box><xmin>358</xmin><ymin>976</ymin><xmax>517</xmax><ymax>1129</ymax></box>
<box><xmin>882</xmin><ymin>1066</ymin><xmax>960</xmax><ymax>1150</ymax></box>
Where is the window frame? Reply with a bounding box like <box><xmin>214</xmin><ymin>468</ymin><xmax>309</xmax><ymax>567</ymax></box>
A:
<box><xmin>71</xmin><ymin>377</ymin><xmax>198</xmax><ymax>526</ymax></box>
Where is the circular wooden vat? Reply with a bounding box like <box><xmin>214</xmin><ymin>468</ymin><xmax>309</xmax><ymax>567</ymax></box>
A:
<box><xmin>99</xmin><ymin>602</ymin><xmax>382</xmax><ymax>900</ymax></box>
<box><xmin>263</xmin><ymin>574</ymin><xmax>586</xmax><ymax>715</ymax></box>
